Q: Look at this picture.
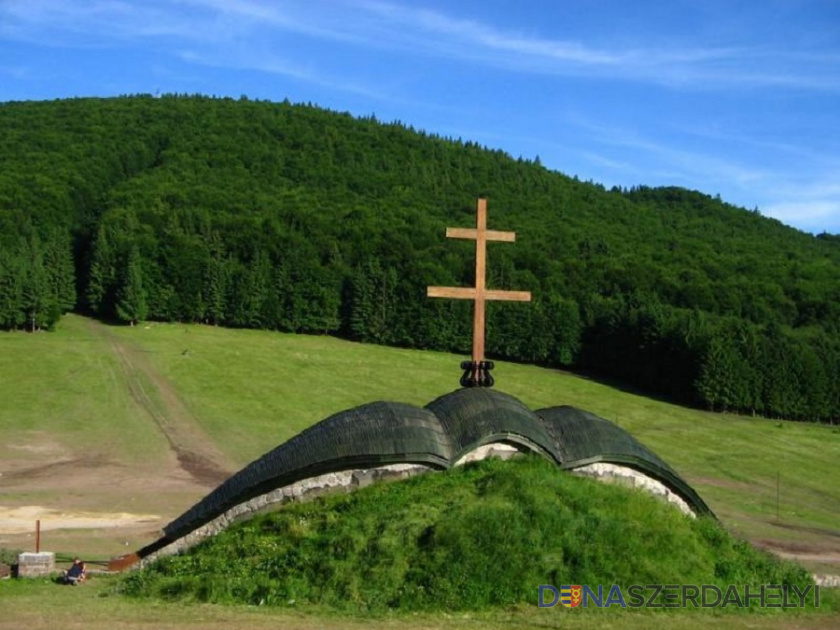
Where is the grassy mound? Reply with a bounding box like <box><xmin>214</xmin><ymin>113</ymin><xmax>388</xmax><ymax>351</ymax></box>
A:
<box><xmin>121</xmin><ymin>457</ymin><xmax>812</xmax><ymax>612</ymax></box>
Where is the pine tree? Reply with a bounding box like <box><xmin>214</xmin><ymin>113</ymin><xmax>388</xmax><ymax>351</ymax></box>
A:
<box><xmin>86</xmin><ymin>225</ymin><xmax>115</xmax><ymax>316</ymax></box>
<box><xmin>20</xmin><ymin>237</ymin><xmax>59</xmax><ymax>332</ymax></box>
<box><xmin>115</xmin><ymin>248</ymin><xmax>148</xmax><ymax>325</ymax></box>
<box><xmin>43</xmin><ymin>229</ymin><xmax>76</xmax><ymax>312</ymax></box>
<box><xmin>349</xmin><ymin>259</ymin><xmax>396</xmax><ymax>343</ymax></box>
<box><xmin>696</xmin><ymin>333</ymin><xmax>739</xmax><ymax>412</ymax></box>
<box><xmin>0</xmin><ymin>250</ymin><xmax>25</xmax><ymax>329</ymax></box>
<box><xmin>202</xmin><ymin>233</ymin><xmax>228</xmax><ymax>326</ymax></box>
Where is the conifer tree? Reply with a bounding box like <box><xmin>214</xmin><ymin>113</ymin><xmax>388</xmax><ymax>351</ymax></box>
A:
<box><xmin>116</xmin><ymin>247</ymin><xmax>148</xmax><ymax>325</ymax></box>
<box><xmin>86</xmin><ymin>225</ymin><xmax>115</xmax><ymax>316</ymax></box>
<box><xmin>43</xmin><ymin>229</ymin><xmax>76</xmax><ymax>312</ymax></box>
<box><xmin>0</xmin><ymin>250</ymin><xmax>25</xmax><ymax>329</ymax></box>
<box><xmin>19</xmin><ymin>237</ymin><xmax>60</xmax><ymax>332</ymax></box>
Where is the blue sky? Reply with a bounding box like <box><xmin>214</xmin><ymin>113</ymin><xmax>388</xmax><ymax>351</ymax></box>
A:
<box><xmin>2</xmin><ymin>1</ymin><xmax>839</xmax><ymax>234</ymax></box>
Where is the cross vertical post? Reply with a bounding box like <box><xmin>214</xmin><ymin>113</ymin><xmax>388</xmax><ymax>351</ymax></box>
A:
<box><xmin>472</xmin><ymin>197</ymin><xmax>488</xmax><ymax>367</ymax></box>
<box><xmin>427</xmin><ymin>198</ymin><xmax>531</xmax><ymax>387</ymax></box>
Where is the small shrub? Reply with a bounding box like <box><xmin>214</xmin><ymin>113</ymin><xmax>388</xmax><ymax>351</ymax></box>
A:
<box><xmin>0</xmin><ymin>547</ymin><xmax>22</xmax><ymax>566</ymax></box>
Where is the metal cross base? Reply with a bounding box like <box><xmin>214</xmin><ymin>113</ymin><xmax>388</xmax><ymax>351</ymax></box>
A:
<box><xmin>460</xmin><ymin>360</ymin><xmax>495</xmax><ymax>388</ymax></box>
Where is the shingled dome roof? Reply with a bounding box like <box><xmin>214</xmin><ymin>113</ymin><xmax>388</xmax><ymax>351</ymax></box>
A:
<box><xmin>141</xmin><ymin>388</ymin><xmax>712</xmax><ymax>560</ymax></box>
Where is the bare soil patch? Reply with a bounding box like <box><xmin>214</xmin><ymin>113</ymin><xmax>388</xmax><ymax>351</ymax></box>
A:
<box><xmin>754</xmin><ymin>538</ymin><xmax>840</xmax><ymax>564</ymax></box>
<box><xmin>0</xmin><ymin>321</ymin><xmax>238</xmax><ymax>556</ymax></box>
<box><xmin>753</xmin><ymin>521</ymin><xmax>840</xmax><ymax>571</ymax></box>
<box><xmin>0</xmin><ymin>451</ymin><xmax>203</xmax><ymax>556</ymax></box>
<box><xmin>0</xmin><ymin>504</ymin><xmax>159</xmax><ymax>534</ymax></box>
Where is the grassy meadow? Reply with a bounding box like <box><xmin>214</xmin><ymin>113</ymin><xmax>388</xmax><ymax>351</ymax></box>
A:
<box><xmin>119</xmin><ymin>458</ymin><xmax>816</xmax><ymax>611</ymax></box>
<box><xmin>0</xmin><ymin>315</ymin><xmax>171</xmax><ymax>467</ymax></box>
<box><xmin>3</xmin><ymin>576</ymin><xmax>839</xmax><ymax>630</ymax></box>
<box><xmin>102</xmin><ymin>314</ymin><xmax>840</xmax><ymax>545</ymax></box>
<box><xmin>1</xmin><ymin>313</ymin><xmax>839</xmax><ymax>629</ymax></box>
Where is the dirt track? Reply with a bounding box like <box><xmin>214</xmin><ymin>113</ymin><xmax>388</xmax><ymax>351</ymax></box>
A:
<box><xmin>89</xmin><ymin>319</ymin><xmax>233</xmax><ymax>487</ymax></box>
<box><xmin>0</xmin><ymin>320</ymin><xmax>235</xmax><ymax>555</ymax></box>
<box><xmin>2</xmin><ymin>319</ymin><xmax>838</xmax><ymax>575</ymax></box>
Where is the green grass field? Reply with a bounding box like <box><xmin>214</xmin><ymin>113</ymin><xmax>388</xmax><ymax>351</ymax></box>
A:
<box><xmin>104</xmin><ymin>314</ymin><xmax>840</xmax><ymax>545</ymax></box>
<box><xmin>3</xmin><ymin>576</ymin><xmax>839</xmax><ymax>630</ymax></box>
<box><xmin>119</xmin><ymin>458</ymin><xmax>819</xmax><ymax>612</ymax></box>
<box><xmin>1</xmin><ymin>314</ymin><xmax>839</xmax><ymax>629</ymax></box>
<box><xmin>0</xmin><ymin>315</ymin><xmax>170</xmax><ymax>467</ymax></box>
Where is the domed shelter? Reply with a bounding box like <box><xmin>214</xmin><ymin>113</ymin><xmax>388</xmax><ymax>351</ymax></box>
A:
<box><xmin>115</xmin><ymin>388</ymin><xmax>713</xmax><ymax>570</ymax></box>
<box><xmin>109</xmin><ymin>199</ymin><xmax>713</xmax><ymax>571</ymax></box>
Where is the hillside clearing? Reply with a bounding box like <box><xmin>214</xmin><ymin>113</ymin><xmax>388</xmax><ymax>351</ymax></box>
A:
<box><xmin>1</xmin><ymin>314</ymin><xmax>838</xmax><ymax>571</ymax></box>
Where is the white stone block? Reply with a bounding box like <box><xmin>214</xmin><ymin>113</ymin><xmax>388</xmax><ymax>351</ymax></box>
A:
<box><xmin>17</xmin><ymin>551</ymin><xmax>55</xmax><ymax>578</ymax></box>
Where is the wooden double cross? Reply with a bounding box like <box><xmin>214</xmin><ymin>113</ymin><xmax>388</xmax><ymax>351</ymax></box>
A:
<box><xmin>427</xmin><ymin>198</ymin><xmax>531</xmax><ymax>385</ymax></box>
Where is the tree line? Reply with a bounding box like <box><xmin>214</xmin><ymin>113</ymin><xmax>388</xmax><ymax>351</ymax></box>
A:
<box><xmin>0</xmin><ymin>95</ymin><xmax>838</xmax><ymax>422</ymax></box>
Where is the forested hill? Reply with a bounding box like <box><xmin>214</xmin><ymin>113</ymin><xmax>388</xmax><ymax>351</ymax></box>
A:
<box><xmin>1</xmin><ymin>95</ymin><xmax>839</xmax><ymax>423</ymax></box>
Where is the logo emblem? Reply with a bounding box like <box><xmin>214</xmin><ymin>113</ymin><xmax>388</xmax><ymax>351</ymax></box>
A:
<box><xmin>560</xmin><ymin>585</ymin><xmax>582</xmax><ymax>608</ymax></box>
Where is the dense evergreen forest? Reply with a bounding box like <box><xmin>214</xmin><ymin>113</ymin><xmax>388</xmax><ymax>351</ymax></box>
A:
<box><xmin>1</xmin><ymin>95</ymin><xmax>838</xmax><ymax>423</ymax></box>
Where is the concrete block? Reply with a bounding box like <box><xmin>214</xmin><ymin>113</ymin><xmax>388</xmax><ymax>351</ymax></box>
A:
<box><xmin>17</xmin><ymin>552</ymin><xmax>55</xmax><ymax>578</ymax></box>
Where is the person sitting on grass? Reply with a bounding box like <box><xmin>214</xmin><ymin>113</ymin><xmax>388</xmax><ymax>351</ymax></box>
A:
<box><xmin>62</xmin><ymin>558</ymin><xmax>86</xmax><ymax>585</ymax></box>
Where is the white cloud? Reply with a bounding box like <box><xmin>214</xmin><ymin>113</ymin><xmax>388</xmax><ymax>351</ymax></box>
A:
<box><xmin>0</xmin><ymin>65</ymin><xmax>30</xmax><ymax>79</ymax></box>
<box><xmin>351</xmin><ymin>1</ymin><xmax>840</xmax><ymax>90</ymax></box>
<box><xmin>579</xmin><ymin>151</ymin><xmax>641</xmax><ymax>175</ymax></box>
<box><xmin>177</xmin><ymin>48</ymin><xmax>392</xmax><ymax>101</ymax></box>
<box><xmin>553</xmin><ymin>112</ymin><xmax>840</xmax><ymax>232</ymax></box>
<box><xmin>569</xmin><ymin>116</ymin><xmax>768</xmax><ymax>188</ymax></box>
<box><xmin>3</xmin><ymin>0</ymin><xmax>837</xmax><ymax>91</ymax></box>
<box><xmin>2</xmin><ymin>0</ymin><xmax>838</xmax><ymax>232</ymax></box>
<box><xmin>761</xmin><ymin>179</ymin><xmax>840</xmax><ymax>231</ymax></box>
<box><xmin>0</xmin><ymin>0</ymin><xmax>214</xmax><ymax>44</ymax></box>
<box><xmin>763</xmin><ymin>200</ymin><xmax>840</xmax><ymax>232</ymax></box>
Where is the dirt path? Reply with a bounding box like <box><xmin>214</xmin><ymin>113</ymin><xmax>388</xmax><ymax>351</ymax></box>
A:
<box><xmin>85</xmin><ymin>318</ymin><xmax>234</xmax><ymax>487</ymax></box>
<box><xmin>1</xmin><ymin>320</ymin><xmax>238</xmax><ymax>554</ymax></box>
<box><xmin>754</xmin><ymin>532</ymin><xmax>840</xmax><ymax>568</ymax></box>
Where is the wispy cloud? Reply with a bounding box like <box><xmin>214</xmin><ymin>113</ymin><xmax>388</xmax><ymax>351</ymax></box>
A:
<box><xmin>0</xmin><ymin>64</ymin><xmax>31</xmax><ymax>80</ymax></box>
<box><xmin>354</xmin><ymin>0</ymin><xmax>626</xmax><ymax>65</ymax></box>
<box><xmin>763</xmin><ymin>200</ymin><xmax>840</xmax><ymax>233</ymax></box>
<box><xmin>579</xmin><ymin>151</ymin><xmax>642</xmax><ymax>176</ymax></box>
<box><xmin>559</xmin><ymin>112</ymin><xmax>840</xmax><ymax>232</ymax></box>
<box><xmin>2</xmin><ymin>0</ymin><xmax>838</xmax><ymax>92</ymax></box>
<box><xmin>762</xmin><ymin>179</ymin><xmax>840</xmax><ymax>232</ymax></box>
<box><xmin>0</xmin><ymin>0</ymin><xmax>223</xmax><ymax>46</ymax></box>
<box><xmin>177</xmin><ymin>48</ymin><xmax>393</xmax><ymax>101</ymax></box>
<box><xmin>352</xmin><ymin>1</ymin><xmax>840</xmax><ymax>90</ymax></box>
<box><xmin>2</xmin><ymin>0</ymin><xmax>838</xmax><ymax>232</ymax></box>
<box><xmin>571</xmin><ymin>116</ymin><xmax>768</xmax><ymax>188</ymax></box>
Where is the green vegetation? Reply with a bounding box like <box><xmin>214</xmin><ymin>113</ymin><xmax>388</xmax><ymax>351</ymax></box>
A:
<box><xmin>0</xmin><ymin>547</ymin><xmax>22</xmax><ymax>566</ymax></box>
<box><xmin>1</xmin><ymin>95</ymin><xmax>838</xmax><ymax>422</ymax></box>
<box><xmin>120</xmin><ymin>458</ymin><xmax>821</xmax><ymax>616</ymax></box>
<box><xmin>3</xmin><ymin>315</ymin><xmax>839</xmax><ymax>545</ymax></box>
<box><xmin>4</xmin><ymin>314</ymin><xmax>838</xmax><ymax>543</ymax></box>
<box><xmin>104</xmin><ymin>317</ymin><xmax>840</xmax><ymax>547</ymax></box>
<box><xmin>2</xmin><ymin>576</ymin><xmax>838</xmax><ymax>630</ymax></box>
<box><xmin>1</xmin><ymin>316</ymin><xmax>839</xmax><ymax>627</ymax></box>
<box><xmin>0</xmin><ymin>314</ymin><xmax>171</xmax><ymax>468</ymax></box>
